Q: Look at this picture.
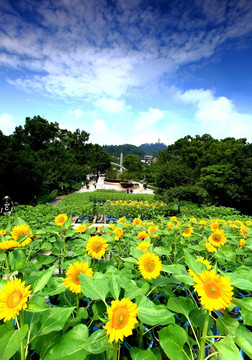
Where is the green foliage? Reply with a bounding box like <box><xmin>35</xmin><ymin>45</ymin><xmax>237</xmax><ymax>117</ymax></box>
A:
<box><xmin>139</xmin><ymin>142</ymin><xmax>167</xmax><ymax>155</ymax></box>
<box><xmin>103</xmin><ymin>144</ymin><xmax>146</xmax><ymax>157</ymax></box>
<box><xmin>155</xmin><ymin>134</ymin><xmax>252</xmax><ymax>214</ymax></box>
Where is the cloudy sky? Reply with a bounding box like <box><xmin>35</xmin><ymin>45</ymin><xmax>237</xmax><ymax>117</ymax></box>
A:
<box><xmin>1</xmin><ymin>0</ymin><xmax>252</xmax><ymax>145</ymax></box>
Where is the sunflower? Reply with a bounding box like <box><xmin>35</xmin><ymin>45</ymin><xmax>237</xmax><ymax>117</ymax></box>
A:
<box><xmin>18</xmin><ymin>237</ymin><xmax>32</xmax><ymax>247</ymax></box>
<box><xmin>188</xmin><ymin>268</ymin><xmax>199</xmax><ymax>282</ymax></box>
<box><xmin>193</xmin><ymin>269</ymin><xmax>233</xmax><ymax>311</ymax></box>
<box><xmin>182</xmin><ymin>227</ymin><xmax>193</xmax><ymax>237</ymax></box>
<box><xmin>205</xmin><ymin>242</ymin><xmax>217</xmax><ymax>253</ymax></box>
<box><xmin>240</xmin><ymin>226</ymin><xmax>249</xmax><ymax>236</ymax></box>
<box><xmin>137</xmin><ymin>253</ymin><xmax>162</xmax><ymax>280</ymax></box>
<box><xmin>104</xmin><ymin>298</ymin><xmax>139</xmax><ymax>343</ymax></box>
<box><xmin>137</xmin><ymin>241</ymin><xmax>151</xmax><ymax>253</ymax></box>
<box><xmin>0</xmin><ymin>229</ymin><xmax>7</xmax><ymax>236</ymax></box>
<box><xmin>147</xmin><ymin>226</ymin><xmax>159</xmax><ymax>238</ymax></box>
<box><xmin>63</xmin><ymin>261</ymin><xmax>93</xmax><ymax>294</ymax></box>
<box><xmin>117</xmin><ymin>218</ymin><xmax>125</xmax><ymax>223</ymax></box>
<box><xmin>210</xmin><ymin>221</ymin><xmax>219</xmax><ymax>232</ymax></box>
<box><xmin>86</xmin><ymin>235</ymin><xmax>108</xmax><ymax>259</ymax></box>
<box><xmin>208</xmin><ymin>229</ymin><xmax>226</xmax><ymax>247</ymax></box>
<box><xmin>0</xmin><ymin>240</ymin><xmax>19</xmax><ymax>251</ymax></box>
<box><xmin>11</xmin><ymin>224</ymin><xmax>33</xmax><ymax>241</ymax></box>
<box><xmin>166</xmin><ymin>221</ymin><xmax>174</xmax><ymax>230</ymax></box>
<box><xmin>196</xmin><ymin>258</ymin><xmax>212</xmax><ymax>270</ymax></box>
<box><xmin>76</xmin><ymin>224</ymin><xmax>87</xmax><ymax>233</ymax></box>
<box><xmin>55</xmin><ymin>214</ymin><xmax>68</xmax><ymax>226</ymax></box>
<box><xmin>137</xmin><ymin>231</ymin><xmax>148</xmax><ymax>241</ymax></box>
<box><xmin>239</xmin><ymin>238</ymin><xmax>246</xmax><ymax>248</ymax></box>
<box><xmin>113</xmin><ymin>227</ymin><xmax>124</xmax><ymax>240</ymax></box>
<box><xmin>0</xmin><ymin>278</ymin><xmax>31</xmax><ymax>322</ymax></box>
<box><xmin>132</xmin><ymin>218</ymin><xmax>143</xmax><ymax>225</ymax></box>
<box><xmin>199</xmin><ymin>220</ymin><xmax>208</xmax><ymax>226</ymax></box>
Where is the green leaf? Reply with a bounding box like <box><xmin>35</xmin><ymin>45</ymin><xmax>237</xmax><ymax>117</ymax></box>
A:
<box><xmin>25</xmin><ymin>300</ymin><xmax>49</xmax><ymax>313</ymax></box>
<box><xmin>154</xmin><ymin>246</ymin><xmax>171</xmax><ymax>257</ymax></box>
<box><xmin>130</xmin><ymin>347</ymin><xmax>158</xmax><ymax>360</ymax></box>
<box><xmin>158</xmin><ymin>324</ymin><xmax>189</xmax><ymax>360</ymax></box>
<box><xmin>34</xmin><ymin>332</ymin><xmax>62</xmax><ymax>359</ymax></box>
<box><xmin>161</xmin><ymin>264</ymin><xmax>187</xmax><ymax>275</ymax></box>
<box><xmin>121</xmin><ymin>257</ymin><xmax>138</xmax><ymax>264</ymax></box>
<box><xmin>137</xmin><ymin>296</ymin><xmax>174</xmax><ymax>326</ymax></box>
<box><xmin>32</xmin><ymin>263</ymin><xmax>58</xmax><ymax>294</ymax></box>
<box><xmin>235</xmin><ymin>325</ymin><xmax>252</xmax><ymax>359</ymax></box>
<box><xmin>44</xmin><ymin>324</ymin><xmax>89</xmax><ymax>360</ymax></box>
<box><xmin>184</xmin><ymin>249</ymin><xmax>206</xmax><ymax>274</ymax></box>
<box><xmin>124</xmin><ymin>281</ymin><xmax>149</xmax><ymax>300</ymax></box>
<box><xmin>0</xmin><ymin>325</ymin><xmax>28</xmax><ymax>360</ymax></box>
<box><xmin>216</xmin><ymin>246</ymin><xmax>236</xmax><ymax>263</ymax></box>
<box><xmin>39</xmin><ymin>307</ymin><xmax>75</xmax><ymax>335</ymax></box>
<box><xmin>227</xmin><ymin>273</ymin><xmax>252</xmax><ymax>291</ymax></box>
<box><xmin>80</xmin><ymin>273</ymin><xmax>109</xmax><ymax>302</ymax></box>
<box><xmin>41</xmin><ymin>277</ymin><xmax>65</xmax><ymax>297</ymax></box>
<box><xmin>214</xmin><ymin>335</ymin><xmax>241</xmax><ymax>360</ymax></box>
<box><xmin>130</xmin><ymin>246</ymin><xmax>145</xmax><ymax>259</ymax></box>
<box><xmin>83</xmin><ymin>329</ymin><xmax>110</xmax><ymax>354</ymax></box>
<box><xmin>108</xmin><ymin>273</ymin><xmax>120</xmax><ymax>299</ymax></box>
<box><xmin>216</xmin><ymin>315</ymin><xmax>239</xmax><ymax>336</ymax></box>
<box><xmin>233</xmin><ymin>297</ymin><xmax>252</xmax><ymax>325</ymax></box>
<box><xmin>167</xmin><ymin>296</ymin><xmax>197</xmax><ymax>318</ymax></box>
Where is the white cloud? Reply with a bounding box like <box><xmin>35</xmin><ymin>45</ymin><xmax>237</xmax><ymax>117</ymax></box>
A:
<box><xmin>2</xmin><ymin>0</ymin><xmax>252</xmax><ymax>103</ymax></box>
<box><xmin>92</xmin><ymin>119</ymin><xmax>108</xmax><ymax>133</ymax></box>
<box><xmin>176</xmin><ymin>89</ymin><xmax>252</xmax><ymax>141</ymax></box>
<box><xmin>95</xmin><ymin>98</ymin><xmax>127</xmax><ymax>113</ymax></box>
<box><xmin>73</xmin><ymin>109</ymin><xmax>83</xmax><ymax>118</ymax></box>
<box><xmin>0</xmin><ymin>113</ymin><xmax>16</xmax><ymax>135</ymax></box>
<box><xmin>134</xmin><ymin>108</ymin><xmax>164</xmax><ymax>132</ymax></box>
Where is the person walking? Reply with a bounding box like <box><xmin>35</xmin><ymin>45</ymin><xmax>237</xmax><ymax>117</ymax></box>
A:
<box><xmin>1</xmin><ymin>196</ymin><xmax>14</xmax><ymax>216</ymax></box>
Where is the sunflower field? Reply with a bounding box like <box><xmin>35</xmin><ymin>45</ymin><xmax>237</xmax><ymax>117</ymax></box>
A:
<box><xmin>0</xmin><ymin>192</ymin><xmax>251</xmax><ymax>360</ymax></box>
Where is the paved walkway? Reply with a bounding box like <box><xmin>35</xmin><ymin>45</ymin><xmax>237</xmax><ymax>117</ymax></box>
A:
<box><xmin>76</xmin><ymin>180</ymin><xmax>154</xmax><ymax>195</ymax></box>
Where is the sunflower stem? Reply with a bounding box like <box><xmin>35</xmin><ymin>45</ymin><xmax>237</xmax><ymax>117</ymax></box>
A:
<box><xmin>117</xmin><ymin>341</ymin><xmax>121</xmax><ymax>360</ymax></box>
<box><xmin>197</xmin><ymin>309</ymin><xmax>210</xmax><ymax>360</ymax></box>
<box><xmin>113</xmin><ymin>341</ymin><xmax>117</xmax><ymax>360</ymax></box>
<box><xmin>76</xmin><ymin>293</ymin><xmax>80</xmax><ymax>314</ymax></box>
<box><xmin>117</xmin><ymin>239</ymin><xmax>121</xmax><ymax>270</ymax></box>
<box><xmin>58</xmin><ymin>257</ymin><xmax>61</xmax><ymax>275</ymax></box>
<box><xmin>139</xmin><ymin>320</ymin><xmax>144</xmax><ymax>349</ymax></box>
<box><xmin>20</xmin><ymin>310</ymin><xmax>26</xmax><ymax>360</ymax></box>
<box><xmin>6</xmin><ymin>252</ymin><xmax>10</xmax><ymax>281</ymax></box>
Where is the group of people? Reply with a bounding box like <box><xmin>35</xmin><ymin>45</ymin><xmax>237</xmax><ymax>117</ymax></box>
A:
<box><xmin>0</xmin><ymin>196</ymin><xmax>14</xmax><ymax>216</ymax></box>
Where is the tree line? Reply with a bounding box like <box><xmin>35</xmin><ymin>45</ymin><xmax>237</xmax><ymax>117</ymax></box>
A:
<box><xmin>153</xmin><ymin>134</ymin><xmax>252</xmax><ymax>214</ymax></box>
<box><xmin>1</xmin><ymin>117</ymin><xmax>251</xmax><ymax>214</ymax></box>
<box><xmin>0</xmin><ymin>116</ymin><xmax>110</xmax><ymax>204</ymax></box>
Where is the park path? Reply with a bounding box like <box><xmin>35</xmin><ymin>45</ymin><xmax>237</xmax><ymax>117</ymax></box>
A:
<box><xmin>76</xmin><ymin>180</ymin><xmax>154</xmax><ymax>195</ymax></box>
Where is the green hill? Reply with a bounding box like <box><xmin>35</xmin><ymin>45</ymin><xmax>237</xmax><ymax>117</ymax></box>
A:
<box><xmin>139</xmin><ymin>142</ymin><xmax>167</xmax><ymax>155</ymax></box>
<box><xmin>103</xmin><ymin>144</ymin><xmax>146</xmax><ymax>158</ymax></box>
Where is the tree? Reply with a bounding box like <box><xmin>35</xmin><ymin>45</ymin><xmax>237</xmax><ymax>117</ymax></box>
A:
<box><xmin>123</xmin><ymin>154</ymin><xmax>143</xmax><ymax>172</ymax></box>
<box><xmin>87</xmin><ymin>144</ymin><xmax>111</xmax><ymax>176</ymax></box>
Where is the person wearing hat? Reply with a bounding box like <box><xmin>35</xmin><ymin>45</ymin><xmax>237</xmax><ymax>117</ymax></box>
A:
<box><xmin>1</xmin><ymin>196</ymin><xmax>14</xmax><ymax>216</ymax></box>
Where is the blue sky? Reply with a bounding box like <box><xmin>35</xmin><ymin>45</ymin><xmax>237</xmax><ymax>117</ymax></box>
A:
<box><xmin>1</xmin><ymin>0</ymin><xmax>252</xmax><ymax>145</ymax></box>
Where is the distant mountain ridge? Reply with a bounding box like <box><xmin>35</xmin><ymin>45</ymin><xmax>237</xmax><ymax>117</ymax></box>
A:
<box><xmin>103</xmin><ymin>144</ymin><xmax>146</xmax><ymax>157</ymax></box>
<box><xmin>139</xmin><ymin>142</ymin><xmax>167</xmax><ymax>155</ymax></box>
<box><xmin>103</xmin><ymin>142</ymin><xmax>167</xmax><ymax>157</ymax></box>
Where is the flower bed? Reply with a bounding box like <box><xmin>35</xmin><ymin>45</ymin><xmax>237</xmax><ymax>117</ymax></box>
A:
<box><xmin>0</xmin><ymin>201</ymin><xmax>251</xmax><ymax>359</ymax></box>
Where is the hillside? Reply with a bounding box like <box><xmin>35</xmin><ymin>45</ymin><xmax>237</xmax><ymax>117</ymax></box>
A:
<box><xmin>139</xmin><ymin>142</ymin><xmax>167</xmax><ymax>155</ymax></box>
<box><xmin>103</xmin><ymin>144</ymin><xmax>146</xmax><ymax>157</ymax></box>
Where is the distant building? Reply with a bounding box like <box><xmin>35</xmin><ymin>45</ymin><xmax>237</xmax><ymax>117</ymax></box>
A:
<box><xmin>142</xmin><ymin>155</ymin><xmax>155</xmax><ymax>163</ymax></box>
